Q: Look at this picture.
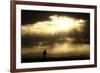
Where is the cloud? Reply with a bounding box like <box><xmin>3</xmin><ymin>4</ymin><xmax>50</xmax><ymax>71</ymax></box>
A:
<box><xmin>22</xmin><ymin>15</ymin><xmax>86</xmax><ymax>36</ymax></box>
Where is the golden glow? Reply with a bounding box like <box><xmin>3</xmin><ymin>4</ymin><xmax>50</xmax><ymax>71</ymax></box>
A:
<box><xmin>22</xmin><ymin>15</ymin><xmax>86</xmax><ymax>36</ymax></box>
<box><xmin>21</xmin><ymin>15</ymin><xmax>89</xmax><ymax>60</ymax></box>
<box><xmin>22</xmin><ymin>41</ymin><xmax>89</xmax><ymax>58</ymax></box>
<box><xmin>50</xmin><ymin>15</ymin><xmax>85</xmax><ymax>32</ymax></box>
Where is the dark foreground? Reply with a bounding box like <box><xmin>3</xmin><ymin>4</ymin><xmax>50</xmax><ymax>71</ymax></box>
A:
<box><xmin>21</xmin><ymin>55</ymin><xmax>90</xmax><ymax>63</ymax></box>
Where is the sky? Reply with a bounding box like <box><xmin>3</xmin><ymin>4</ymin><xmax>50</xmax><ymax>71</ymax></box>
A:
<box><xmin>21</xmin><ymin>10</ymin><xmax>90</xmax><ymax>62</ymax></box>
<box><xmin>21</xmin><ymin>10</ymin><xmax>90</xmax><ymax>47</ymax></box>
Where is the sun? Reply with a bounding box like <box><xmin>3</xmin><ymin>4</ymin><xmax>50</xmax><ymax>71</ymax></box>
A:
<box><xmin>49</xmin><ymin>15</ymin><xmax>83</xmax><ymax>32</ymax></box>
<box><xmin>50</xmin><ymin>15</ymin><xmax>69</xmax><ymax>28</ymax></box>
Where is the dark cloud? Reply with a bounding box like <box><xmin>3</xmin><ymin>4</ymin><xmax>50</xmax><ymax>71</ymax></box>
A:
<box><xmin>21</xmin><ymin>10</ymin><xmax>90</xmax><ymax>25</ymax></box>
<box><xmin>21</xmin><ymin>29</ymin><xmax>90</xmax><ymax>48</ymax></box>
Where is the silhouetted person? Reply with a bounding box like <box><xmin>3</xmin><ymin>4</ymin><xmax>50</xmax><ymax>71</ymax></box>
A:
<box><xmin>43</xmin><ymin>49</ymin><xmax>47</xmax><ymax>60</ymax></box>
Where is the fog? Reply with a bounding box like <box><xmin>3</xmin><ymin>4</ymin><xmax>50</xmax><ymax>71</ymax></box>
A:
<box><xmin>21</xmin><ymin>39</ymin><xmax>90</xmax><ymax>62</ymax></box>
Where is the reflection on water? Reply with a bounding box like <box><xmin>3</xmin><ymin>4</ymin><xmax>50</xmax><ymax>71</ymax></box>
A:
<box><xmin>21</xmin><ymin>40</ymin><xmax>90</xmax><ymax>63</ymax></box>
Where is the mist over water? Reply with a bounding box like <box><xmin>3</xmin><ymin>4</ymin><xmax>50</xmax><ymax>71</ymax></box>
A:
<box><xmin>21</xmin><ymin>39</ymin><xmax>90</xmax><ymax>62</ymax></box>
